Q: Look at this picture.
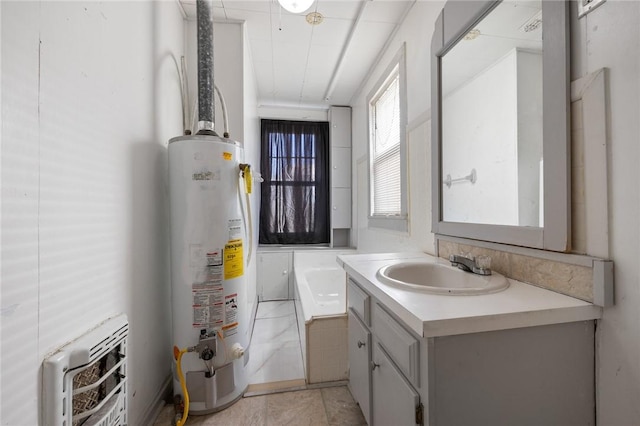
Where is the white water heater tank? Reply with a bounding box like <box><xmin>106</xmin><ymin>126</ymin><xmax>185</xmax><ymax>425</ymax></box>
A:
<box><xmin>168</xmin><ymin>134</ymin><xmax>249</xmax><ymax>413</ymax></box>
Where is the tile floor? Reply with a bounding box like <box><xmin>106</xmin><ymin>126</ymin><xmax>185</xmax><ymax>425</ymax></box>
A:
<box><xmin>153</xmin><ymin>301</ymin><xmax>367</xmax><ymax>425</ymax></box>
<box><xmin>247</xmin><ymin>301</ymin><xmax>305</xmax><ymax>385</ymax></box>
<box><xmin>153</xmin><ymin>385</ymin><xmax>366</xmax><ymax>425</ymax></box>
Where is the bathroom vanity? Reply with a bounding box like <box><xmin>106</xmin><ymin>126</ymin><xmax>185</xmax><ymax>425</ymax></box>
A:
<box><xmin>339</xmin><ymin>253</ymin><xmax>602</xmax><ymax>426</ymax></box>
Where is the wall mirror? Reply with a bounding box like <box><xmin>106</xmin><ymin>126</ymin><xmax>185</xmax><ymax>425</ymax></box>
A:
<box><xmin>431</xmin><ymin>0</ymin><xmax>570</xmax><ymax>251</ymax></box>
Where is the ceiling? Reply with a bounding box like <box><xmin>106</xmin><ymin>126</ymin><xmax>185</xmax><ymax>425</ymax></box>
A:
<box><xmin>442</xmin><ymin>0</ymin><xmax>542</xmax><ymax>95</ymax></box>
<box><xmin>178</xmin><ymin>0</ymin><xmax>414</xmax><ymax>110</ymax></box>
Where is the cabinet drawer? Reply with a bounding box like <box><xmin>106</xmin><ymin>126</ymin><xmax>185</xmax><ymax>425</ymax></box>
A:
<box><xmin>347</xmin><ymin>279</ymin><xmax>370</xmax><ymax>325</ymax></box>
<box><xmin>372</xmin><ymin>303</ymin><xmax>420</xmax><ymax>387</ymax></box>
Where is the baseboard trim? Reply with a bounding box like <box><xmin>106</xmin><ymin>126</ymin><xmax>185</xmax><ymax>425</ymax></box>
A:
<box><xmin>139</xmin><ymin>374</ymin><xmax>172</xmax><ymax>426</ymax></box>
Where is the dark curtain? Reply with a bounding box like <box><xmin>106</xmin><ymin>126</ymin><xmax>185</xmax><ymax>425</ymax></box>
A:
<box><xmin>259</xmin><ymin>119</ymin><xmax>330</xmax><ymax>244</ymax></box>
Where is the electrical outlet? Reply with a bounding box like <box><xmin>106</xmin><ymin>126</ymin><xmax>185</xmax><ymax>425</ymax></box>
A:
<box><xmin>578</xmin><ymin>0</ymin><xmax>606</xmax><ymax>18</ymax></box>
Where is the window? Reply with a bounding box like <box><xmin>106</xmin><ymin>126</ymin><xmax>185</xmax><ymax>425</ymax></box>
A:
<box><xmin>259</xmin><ymin>119</ymin><xmax>330</xmax><ymax>244</ymax></box>
<box><xmin>368</xmin><ymin>46</ymin><xmax>407</xmax><ymax>232</ymax></box>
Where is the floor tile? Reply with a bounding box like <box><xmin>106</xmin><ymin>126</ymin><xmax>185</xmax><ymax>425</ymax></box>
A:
<box><xmin>248</xmin><ymin>340</ymin><xmax>305</xmax><ymax>384</ymax></box>
<box><xmin>321</xmin><ymin>386</ymin><xmax>367</xmax><ymax>426</ymax></box>
<box><xmin>184</xmin><ymin>414</ymin><xmax>205</xmax><ymax>425</ymax></box>
<box><xmin>256</xmin><ymin>300</ymin><xmax>295</xmax><ymax>319</ymax></box>
<box><xmin>154</xmin><ymin>387</ymin><xmax>363</xmax><ymax>426</ymax></box>
<box><xmin>199</xmin><ymin>395</ymin><xmax>267</xmax><ymax>426</ymax></box>
<box><xmin>266</xmin><ymin>389</ymin><xmax>329</xmax><ymax>426</ymax></box>
<box><xmin>153</xmin><ymin>404</ymin><xmax>175</xmax><ymax>426</ymax></box>
<box><xmin>251</xmin><ymin>314</ymin><xmax>299</xmax><ymax>345</ymax></box>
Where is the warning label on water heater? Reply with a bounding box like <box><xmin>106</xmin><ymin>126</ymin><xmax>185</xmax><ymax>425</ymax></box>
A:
<box><xmin>224</xmin><ymin>240</ymin><xmax>243</xmax><ymax>279</ymax></box>
<box><xmin>225</xmin><ymin>293</ymin><xmax>238</xmax><ymax>322</ymax></box>
<box><xmin>223</xmin><ymin>294</ymin><xmax>239</xmax><ymax>337</ymax></box>
<box><xmin>192</xmin><ymin>287</ymin><xmax>224</xmax><ymax>328</ymax></box>
<box><xmin>228</xmin><ymin>219</ymin><xmax>242</xmax><ymax>241</ymax></box>
<box><xmin>222</xmin><ymin>292</ymin><xmax>239</xmax><ymax>337</ymax></box>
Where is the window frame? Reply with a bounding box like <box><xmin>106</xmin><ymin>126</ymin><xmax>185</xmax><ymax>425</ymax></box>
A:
<box><xmin>259</xmin><ymin>119</ymin><xmax>330</xmax><ymax>245</ymax></box>
<box><xmin>367</xmin><ymin>44</ymin><xmax>408</xmax><ymax>232</ymax></box>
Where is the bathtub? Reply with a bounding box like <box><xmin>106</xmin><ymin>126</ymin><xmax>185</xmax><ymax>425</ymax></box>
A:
<box><xmin>293</xmin><ymin>249</ymin><xmax>356</xmax><ymax>384</ymax></box>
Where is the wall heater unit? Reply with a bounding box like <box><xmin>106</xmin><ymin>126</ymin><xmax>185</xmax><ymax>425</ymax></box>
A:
<box><xmin>43</xmin><ymin>314</ymin><xmax>128</xmax><ymax>426</ymax></box>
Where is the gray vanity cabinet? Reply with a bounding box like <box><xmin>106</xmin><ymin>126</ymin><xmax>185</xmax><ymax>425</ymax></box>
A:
<box><xmin>371</xmin><ymin>343</ymin><xmax>420</xmax><ymax>426</ymax></box>
<box><xmin>348</xmin><ymin>310</ymin><xmax>371</xmax><ymax>425</ymax></box>
<box><xmin>346</xmin><ymin>275</ymin><xmax>596</xmax><ymax>426</ymax></box>
<box><xmin>348</xmin><ymin>278</ymin><xmax>423</xmax><ymax>426</ymax></box>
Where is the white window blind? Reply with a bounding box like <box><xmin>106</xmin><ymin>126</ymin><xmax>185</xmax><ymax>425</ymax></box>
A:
<box><xmin>372</xmin><ymin>72</ymin><xmax>401</xmax><ymax>216</ymax></box>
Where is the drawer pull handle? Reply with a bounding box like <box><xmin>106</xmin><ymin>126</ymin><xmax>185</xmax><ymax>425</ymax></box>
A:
<box><xmin>357</xmin><ymin>341</ymin><xmax>366</xmax><ymax>348</ymax></box>
<box><xmin>371</xmin><ymin>362</ymin><xmax>380</xmax><ymax>371</ymax></box>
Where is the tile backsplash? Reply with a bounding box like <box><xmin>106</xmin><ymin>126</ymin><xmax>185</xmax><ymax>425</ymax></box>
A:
<box><xmin>438</xmin><ymin>240</ymin><xmax>593</xmax><ymax>302</ymax></box>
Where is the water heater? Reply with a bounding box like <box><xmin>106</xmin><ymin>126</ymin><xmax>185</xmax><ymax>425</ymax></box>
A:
<box><xmin>168</xmin><ymin>134</ymin><xmax>249</xmax><ymax>413</ymax></box>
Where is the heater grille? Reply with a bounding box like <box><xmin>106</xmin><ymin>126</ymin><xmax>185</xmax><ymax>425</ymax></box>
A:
<box><xmin>43</xmin><ymin>314</ymin><xmax>128</xmax><ymax>426</ymax></box>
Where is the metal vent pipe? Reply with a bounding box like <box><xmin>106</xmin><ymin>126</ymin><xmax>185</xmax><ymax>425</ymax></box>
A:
<box><xmin>196</xmin><ymin>0</ymin><xmax>217</xmax><ymax>135</ymax></box>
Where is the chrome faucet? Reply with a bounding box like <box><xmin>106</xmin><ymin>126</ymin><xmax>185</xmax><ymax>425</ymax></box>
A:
<box><xmin>449</xmin><ymin>254</ymin><xmax>492</xmax><ymax>276</ymax></box>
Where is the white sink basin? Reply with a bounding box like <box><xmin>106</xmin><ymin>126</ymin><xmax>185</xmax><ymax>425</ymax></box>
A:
<box><xmin>376</xmin><ymin>261</ymin><xmax>510</xmax><ymax>295</ymax></box>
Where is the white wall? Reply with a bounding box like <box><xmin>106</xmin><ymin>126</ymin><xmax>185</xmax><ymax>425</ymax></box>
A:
<box><xmin>241</xmin><ymin>21</ymin><xmax>261</xmax><ymax>329</ymax></box>
<box><xmin>570</xmin><ymin>2</ymin><xmax>640</xmax><ymax>423</ymax></box>
<box><xmin>442</xmin><ymin>49</ymin><xmax>519</xmax><ymax>225</ymax></box>
<box><xmin>353</xmin><ymin>1</ymin><xmax>640</xmax><ymax>424</ymax></box>
<box><xmin>442</xmin><ymin>49</ymin><xmax>542</xmax><ymax>227</ymax></box>
<box><xmin>1</xmin><ymin>1</ymin><xmax>184</xmax><ymax>424</ymax></box>
<box><xmin>351</xmin><ymin>1</ymin><xmax>444</xmax><ymax>254</ymax></box>
<box><xmin>185</xmin><ymin>22</ymin><xmax>244</xmax><ymax>140</ymax></box>
<box><xmin>516</xmin><ymin>50</ymin><xmax>543</xmax><ymax>227</ymax></box>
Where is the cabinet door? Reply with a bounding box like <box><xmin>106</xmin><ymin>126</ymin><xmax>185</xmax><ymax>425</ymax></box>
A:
<box><xmin>372</xmin><ymin>343</ymin><xmax>420</xmax><ymax>426</ymax></box>
<box><xmin>330</xmin><ymin>106</ymin><xmax>351</xmax><ymax>148</ymax></box>
<box><xmin>257</xmin><ymin>252</ymin><xmax>291</xmax><ymax>301</ymax></box>
<box><xmin>331</xmin><ymin>188</ymin><xmax>351</xmax><ymax>228</ymax></box>
<box><xmin>348</xmin><ymin>310</ymin><xmax>371</xmax><ymax>425</ymax></box>
<box><xmin>331</xmin><ymin>147</ymin><xmax>351</xmax><ymax>188</ymax></box>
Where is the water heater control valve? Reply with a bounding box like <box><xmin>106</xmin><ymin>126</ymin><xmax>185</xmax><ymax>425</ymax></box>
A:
<box><xmin>192</xmin><ymin>330</ymin><xmax>217</xmax><ymax>361</ymax></box>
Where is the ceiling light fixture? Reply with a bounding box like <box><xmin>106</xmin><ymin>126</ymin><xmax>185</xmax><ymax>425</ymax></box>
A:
<box><xmin>463</xmin><ymin>29</ymin><xmax>481</xmax><ymax>41</ymax></box>
<box><xmin>306</xmin><ymin>11</ymin><xmax>323</xmax><ymax>25</ymax></box>
<box><xmin>277</xmin><ymin>0</ymin><xmax>315</xmax><ymax>14</ymax></box>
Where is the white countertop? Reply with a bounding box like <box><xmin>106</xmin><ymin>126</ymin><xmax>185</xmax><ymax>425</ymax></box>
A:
<box><xmin>338</xmin><ymin>252</ymin><xmax>603</xmax><ymax>338</ymax></box>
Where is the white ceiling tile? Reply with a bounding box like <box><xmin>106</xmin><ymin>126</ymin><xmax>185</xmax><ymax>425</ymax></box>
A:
<box><xmin>477</xmin><ymin>1</ymin><xmax>542</xmax><ymax>40</ymax></box>
<box><xmin>237</xmin><ymin>11</ymin><xmax>274</xmax><ymax>40</ymax></box>
<box><xmin>221</xmin><ymin>1</ymin><xmax>272</xmax><ymax>13</ymax></box>
<box><xmin>305</xmin><ymin>44</ymin><xmax>340</xmax><ymax>78</ymax></box>
<box><xmin>348</xmin><ymin>21</ymin><xmax>396</xmax><ymax>51</ymax></box>
<box><xmin>329</xmin><ymin>46</ymin><xmax>379</xmax><ymax>100</ymax></box>
<box><xmin>309</xmin><ymin>17</ymin><xmax>353</xmax><ymax>46</ymax></box>
<box><xmin>272</xmin><ymin>84</ymin><xmax>304</xmax><ymax>100</ymax></box>
<box><xmin>301</xmin><ymin>79</ymin><xmax>329</xmax><ymax>101</ymax></box>
<box><xmin>181</xmin><ymin>0</ymin><xmax>411</xmax><ymax>108</ymax></box>
<box><xmin>253</xmin><ymin>60</ymin><xmax>275</xmax><ymax>92</ymax></box>
<box><xmin>361</xmin><ymin>1</ymin><xmax>412</xmax><ymax>24</ymax></box>
<box><xmin>272</xmin><ymin>41</ymin><xmax>311</xmax><ymax>64</ymax></box>
<box><xmin>271</xmin><ymin>14</ymin><xmax>313</xmax><ymax>44</ymax></box>
<box><xmin>250</xmin><ymin>39</ymin><xmax>274</xmax><ymax>63</ymax></box>
<box><xmin>315</xmin><ymin>0</ymin><xmax>362</xmax><ymax>20</ymax></box>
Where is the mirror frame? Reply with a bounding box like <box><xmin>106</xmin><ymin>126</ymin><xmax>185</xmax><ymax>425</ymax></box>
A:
<box><xmin>431</xmin><ymin>0</ymin><xmax>571</xmax><ymax>252</ymax></box>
